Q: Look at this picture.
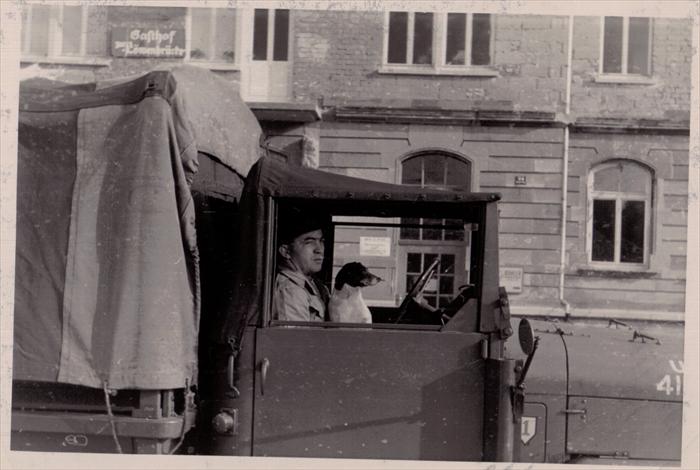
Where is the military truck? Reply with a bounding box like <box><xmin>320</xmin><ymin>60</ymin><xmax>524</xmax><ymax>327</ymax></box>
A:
<box><xmin>508</xmin><ymin>317</ymin><xmax>684</xmax><ymax>466</ymax></box>
<box><xmin>10</xmin><ymin>67</ymin><xmax>683</xmax><ymax>465</ymax></box>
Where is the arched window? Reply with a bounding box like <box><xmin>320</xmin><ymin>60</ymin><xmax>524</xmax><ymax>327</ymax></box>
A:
<box><xmin>401</xmin><ymin>152</ymin><xmax>471</xmax><ymax>190</ymax></box>
<box><xmin>399</xmin><ymin>153</ymin><xmax>471</xmax><ymax>308</ymax></box>
<box><xmin>588</xmin><ymin>160</ymin><xmax>653</xmax><ymax>266</ymax></box>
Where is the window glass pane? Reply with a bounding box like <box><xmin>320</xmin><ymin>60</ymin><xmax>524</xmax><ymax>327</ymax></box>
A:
<box><xmin>413</xmin><ymin>12</ymin><xmax>433</xmax><ymax>64</ymax></box>
<box><xmin>603</xmin><ymin>16</ymin><xmax>623</xmax><ymax>73</ymax></box>
<box><xmin>406</xmin><ymin>275</ymin><xmax>417</xmax><ymax>291</ymax></box>
<box><xmin>190</xmin><ymin>8</ymin><xmax>211</xmax><ymax>60</ymax></box>
<box><xmin>628</xmin><ymin>17</ymin><xmax>650</xmax><ymax>75</ymax></box>
<box><xmin>388</xmin><ymin>12</ymin><xmax>408</xmax><ymax>64</ymax></box>
<box><xmin>446</xmin><ymin>13</ymin><xmax>466</xmax><ymax>65</ymax></box>
<box><xmin>440</xmin><ymin>254</ymin><xmax>455</xmax><ymax>274</ymax></box>
<box><xmin>593</xmin><ymin>165</ymin><xmax>620</xmax><ymax>192</ymax></box>
<box><xmin>423</xmin><ymin>154</ymin><xmax>445</xmax><ymax>186</ymax></box>
<box><xmin>214</xmin><ymin>8</ymin><xmax>236</xmax><ymax>62</ymax></box>
<box><xmin>471</xmin><ymin>13</ymin><xmax>491</xmax><ymax>65</ymax></box>
<box><xmin>29</xmin><ymin>5</ymin><xmax>50</xmax><ymax>56</ymax></box>
<box><xmin>444</xmin><ymin>219</ymin><xmax>465</xmax><ymax>241</ymax></box>
<box><xmin>407</xmin><ymin>252</ymin><xmax>421</xmax><ymax>273</ymax></box>
<box><xmin>425</xmin><ymin>253</ymin><xmax>439</xmax><ymax>268</ymax></box>
<box><xmin>400</xmin><ymin>217</ymin><xmax>419</xmax><ymax>239</ymax></box>
<box><xmin>253</xmin><ymin>9</ymin><xmax>268</xmax><ymax>60</ymax></box>
<box><xmin>445</xmin><ymin>156</ymin><xmax>470</xmax><ymax>188</ymax></box>
<box><xmin>439</xmin><ymin>276</ymin><xmax>454</xmax><ymax>294</ymax></box>
<box><xmin>619</xmin><ymin>163</ymin><xmax>650</xmax><ymax>194</ymax></box>
<box><xmin>424</xmin><ymin>296</ymin><xmax>437</xmax><ymax>308</ymax></box>
<box><xmin>61</xmin><ymin>6</ymin><xmax>82</xmax><ymax>55</ymax></box>
<box><xmin>592</xmin><ymin>199</ymin><xmax>616</xmax><ymax>261</ymax></box>
<box><xmin>423</xmin><ymin>218</ymin><xmax>442</xmax><ymax>240</ymax></box>
<box><xmin>401</xmin><ymin>156</ymin><xmax>422</xmax><ymax>185</ymax></box>
<box><xmin>273</xmin><ymin>9</ymin><xmax>289</xmax><ymax>61</ymax></box>
<box><xmin>621</xmin><ymin>201</ymin><xmax>645</xmax><ymax>263</ymax></box>
<box><xmin>21</xmin><ymin>8</ymin><xmax>29</xmax><ymax>53</ymax></box>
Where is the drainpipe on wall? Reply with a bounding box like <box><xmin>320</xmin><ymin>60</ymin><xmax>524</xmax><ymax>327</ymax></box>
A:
<box><xmin>559</xmin><ymin>15</ymin><xmax>574</xmax><ymax>320</ymax></box>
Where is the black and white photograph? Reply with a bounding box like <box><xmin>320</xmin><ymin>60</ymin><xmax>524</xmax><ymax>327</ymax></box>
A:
<box><xmin>1</xmin><ymin>1</ymin><xmax>698</xmax><ymax>469</ymax></box>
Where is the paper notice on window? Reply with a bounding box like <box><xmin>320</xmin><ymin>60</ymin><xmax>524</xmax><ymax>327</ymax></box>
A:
<box><xmin>359</xmin><ymin>237</ymin><xmax>391</xmax><ymax>257</ymax></box>
<box><xmin>500</xmin><ymin>267</ymin><xmax>523</xmax><ymax>294</ymax></box>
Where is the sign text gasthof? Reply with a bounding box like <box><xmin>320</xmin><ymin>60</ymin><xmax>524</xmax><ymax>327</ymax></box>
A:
<box><xmin>112</xmin><ymin>27</ymin><xmax>186</xmax><ymax>58</ymax></box>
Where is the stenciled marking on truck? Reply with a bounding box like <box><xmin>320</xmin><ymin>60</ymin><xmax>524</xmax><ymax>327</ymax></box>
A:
<box><xmin>63</xmin><ymin>434</ymin><xmax>88</xmax><ymax>447</ymax></box>
<box><xmin>521</xmin><ymin>416</ymin><xmax>537</xmax><ymax>445</ymax></box>
<box><xmin>656</xmin><ymin>359</ymin><xmax>684</xmax><ymax>396</ymax></box>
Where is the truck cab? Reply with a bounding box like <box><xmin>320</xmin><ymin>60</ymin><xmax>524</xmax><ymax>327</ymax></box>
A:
<box><xmin>199</xmin><ymin>157</ymin><xmax>518</xmax><ymax>461</ymax></box>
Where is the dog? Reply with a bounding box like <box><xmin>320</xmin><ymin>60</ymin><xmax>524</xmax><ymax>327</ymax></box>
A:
<box><xmin>329</xmin><ymin>262</ymin><xmax>382</xmax><ymax>323</ymax></box>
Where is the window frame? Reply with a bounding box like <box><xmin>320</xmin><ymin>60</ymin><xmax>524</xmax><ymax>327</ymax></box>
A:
<box><xmin>397</xmin><ymin>152</ymin><xmax>472</xmax><ymax>245</ymax></box>
<box><xmin>185</xmin><ymin>6</ymin><xmax>240</xmax><ymax>71</ymax></box>
<box><xmin>264</xmin><ymin>197</ymin><xmax>483</xmax><ymax>329</ymax></box>
<box><xmin>381</xmin><ymin>11</ymin><xmax>498</xmax><ymax>77</ymax></box>
<box><xmin>20</xmin><ymin>4</ymin><xmax>104</xmax><ymax>65</ymax></box>
<box><xmin>597</xmin><ymin>16</ymin><xmax>654</xmax><ymax>83</ymax></box>
<box><xmin>249</xmin><ymin>8</ymin><xmax>291</xmax><ymax>63</ymax></box>
<box><xmin>397</xmin><ymin>152</ymin><xmax>472</xmax><ymax>309</ymax></box>
<box><xmin>586</xmin><ymin>160</ymin><xmax>653</xmax><ymax>270</ymax></box>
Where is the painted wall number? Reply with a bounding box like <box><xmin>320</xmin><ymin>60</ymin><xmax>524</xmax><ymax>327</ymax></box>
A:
<box><xmin>656</xmin><ymin>360</ymin><xmax>684</xmax><ymax>396</ymax></box>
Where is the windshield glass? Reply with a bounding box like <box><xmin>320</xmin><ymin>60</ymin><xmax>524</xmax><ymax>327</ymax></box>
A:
<box><xmin>269</xmin><ymin>209</ymin><xmax>478</xmax><ymax>327</ymax></box>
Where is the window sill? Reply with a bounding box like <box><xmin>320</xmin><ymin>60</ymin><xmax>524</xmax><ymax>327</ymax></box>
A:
<box><xmin>184</xmin><ymin>60</ymin><xmax>240</xmax><ymax>72</ymax></box>
<box><xmin>594</xmin><ymin>74</ymin><xmax>657</xmax><ymax>85</ymax></box>
<box><xmin>378</xmin><ymin>64</ymin><xmax>499</xmax><ymax>77</ymax></box>
<box><xmin>21</xmin><ymin>55</ymin><xmax>111</xmax><ymax>67</ymax></box>
<box><xmin>575</xmin><ymin>267</ymin><xmax>656</xmax><ymax>279</ymax></box>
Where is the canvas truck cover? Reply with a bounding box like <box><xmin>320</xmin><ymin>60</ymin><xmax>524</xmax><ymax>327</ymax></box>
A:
<box><xmin>14</xmin><ymin>66</ymin><xmax>261</xmax><ymax>390</ymax></box>
<box><xmin>222</xmin><ymin>157</ymin><xmax>501</xmax><ymax>345</ymax></box>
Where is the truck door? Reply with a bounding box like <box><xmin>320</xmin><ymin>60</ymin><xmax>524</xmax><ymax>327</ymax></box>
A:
<box><xmin>253</xmin><ymin>325</ymin><xmax>485</xmax><ymax>461</ymax></box>
<box><xmin>252</xmin><ymin>209</ymin><xmax>486</xmax><ymax>460</ymax></box>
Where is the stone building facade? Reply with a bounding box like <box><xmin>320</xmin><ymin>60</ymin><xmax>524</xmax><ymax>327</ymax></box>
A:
<box><xmin>19</xmin><ymin>4</ymin><xmax>692</xmax><ymax>321</ymax></box>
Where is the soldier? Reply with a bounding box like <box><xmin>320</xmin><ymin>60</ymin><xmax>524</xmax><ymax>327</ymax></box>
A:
<box><xmin>272</xmin><ymin>214</ymin><xmax>330</xmax><ymax>322</ymax></box>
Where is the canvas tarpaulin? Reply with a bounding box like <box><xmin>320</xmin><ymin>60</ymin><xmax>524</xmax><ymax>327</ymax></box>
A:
<box><xmin>14</xmin><ymin>67</ymin><xmax>261</xmax><ymax>390</ymax></box>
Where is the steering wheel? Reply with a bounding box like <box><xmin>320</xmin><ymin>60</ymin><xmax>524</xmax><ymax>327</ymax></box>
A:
<box><xmin>394</xmin><ymin>257</ymin><xmax>440</xmax><ymax>323</ymax></box>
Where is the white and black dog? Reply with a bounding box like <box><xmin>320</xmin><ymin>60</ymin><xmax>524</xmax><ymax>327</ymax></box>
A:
<box><xmin>329</xmin><ymin>262</ymin><xmax>382</xmax><ymax>323</ymax></box>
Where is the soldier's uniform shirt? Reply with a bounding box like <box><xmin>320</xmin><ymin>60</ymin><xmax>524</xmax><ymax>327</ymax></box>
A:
<box><xmin>272</xmin><ymin>267</ymin><xmax>329</xmax><ymax>322</ymax></box>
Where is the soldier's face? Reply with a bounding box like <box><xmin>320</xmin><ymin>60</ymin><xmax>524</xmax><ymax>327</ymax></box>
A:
<box><xmin>283</xmin><ymin>229</ymin><xmax>325</xmax><ymax>276</ymax></box>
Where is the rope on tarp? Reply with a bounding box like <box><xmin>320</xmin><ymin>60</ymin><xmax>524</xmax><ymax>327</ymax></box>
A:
<box><xmin>102</xmin><ymin>381</ymin><xmax>123</xmax><ymax>454</ymax></box>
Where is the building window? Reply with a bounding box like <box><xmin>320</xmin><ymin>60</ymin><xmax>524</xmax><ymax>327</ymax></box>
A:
<box><xmin>400</xmin><ymin>153</ymin><xmax>471</xmax><ymax>190</ymax></box>
<box><xmin>588</xmin><ymin>161</ymin><xmax>653</xmax><ymax>266</ymax></box>
<box><xmin>601</xmin><ymin>16</ymin><xmax>651</xmax><ymax>75</ymax></box>
<box><xmin>187</xmin><ymin>7</ymin><xmax>236</xmax><ymax>63</ymax></box>
<box><xmin>252</xmin><ymin>9</ymin><xmax>289</xmax><ymax>62</ymax></box>
<box><xmin>385</xmin><ymin>11</ymin><xmax>492</xmax><ymax>68</ymax></box>
<box><xmin>21</xmin><ymin>4</ymin><xmax>89</xmax><ymax>58</ymax></box>
<box><xmin>445</xmin><ymin>13</ymin><xmax>491</xmax><ymax>66</ymax></box>
<box><xmin>400</xmin><ymin>153</ymin><xmax>470</xmax><ymax>242</ymax></box>
<box><xmin>399</xmin><ymin>153</ymin><xmax>471</xmax><ymax>308</ymax></box>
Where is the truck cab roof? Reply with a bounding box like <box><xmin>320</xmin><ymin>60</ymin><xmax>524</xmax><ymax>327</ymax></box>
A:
<box><xmin>247</xmin><ymin>155</ymin><xmax>501</xmax><ymax>204</ymax></box>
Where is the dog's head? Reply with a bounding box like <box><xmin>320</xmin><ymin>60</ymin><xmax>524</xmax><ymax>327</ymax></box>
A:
<box><xmin>334</xmin><ymin>262</ymin><xmax>383</xmax><ymax>290</ymax></box>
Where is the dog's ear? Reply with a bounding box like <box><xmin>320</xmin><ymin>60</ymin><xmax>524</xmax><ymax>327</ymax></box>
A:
<box><xmin>334</xmin><ymin>265</ymin><xmax>347</xmax><ymax>291</ymax></box>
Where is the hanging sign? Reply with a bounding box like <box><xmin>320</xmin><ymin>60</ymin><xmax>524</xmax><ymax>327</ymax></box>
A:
<box><xmin>112</xmin><ymin>27</ymin><xmax>186</xmax><ymax>58</ymax></box>
<box><xmin>359</xmin><ymin>237</ymin><xmax>391</xmax><ymax>257</ymax></box>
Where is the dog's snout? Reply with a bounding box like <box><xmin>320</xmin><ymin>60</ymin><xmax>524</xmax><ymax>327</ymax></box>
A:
<box><xmin>362</xmin><ymin>272</ymin><xmax>383</xmax><ymax>286</ymax></box>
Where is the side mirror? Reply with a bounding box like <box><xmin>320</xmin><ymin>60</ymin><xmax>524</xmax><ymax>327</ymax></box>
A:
<box><xmin>518</xmin><ymin>318</ymin><xmax>535</xmax><ymax>356</ymax></box>
<box><xmin>516</xmin><ymin>318</ymin><xmax>539</xmax><ymax>388</ymax></box>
